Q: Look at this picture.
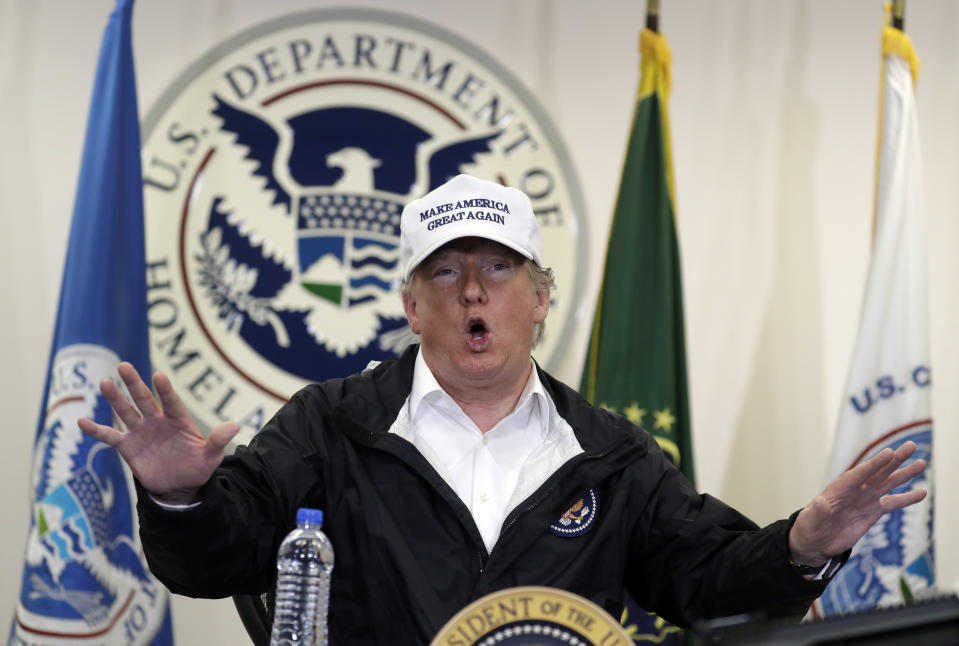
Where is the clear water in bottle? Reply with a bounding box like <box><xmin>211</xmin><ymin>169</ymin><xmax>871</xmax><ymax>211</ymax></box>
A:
<box><xmin>269</xmin><ymin>508</ymin><xmax>334</xmax><ymax>646</ymax></box>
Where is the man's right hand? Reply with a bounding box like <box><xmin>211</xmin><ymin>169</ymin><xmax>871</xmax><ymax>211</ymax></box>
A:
<box><xmin>77</xmin><ymin>362</ymin><xmax>240</xmax><ymax>505</ymax></box>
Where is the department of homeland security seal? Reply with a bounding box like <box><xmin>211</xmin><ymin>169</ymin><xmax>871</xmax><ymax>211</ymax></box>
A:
<box><xmin>13</xmin><ymin>346</ymin><xmax>169</xmax><ymax>644</ymax></box>
<box><xmin>141</xmin><ymin>8</ymin><xmax>587</xmax><ymax>445</ymax></box>
<box><xmin>430</xmin><ymin>587</ymin><xmax>633</xmax><ymax>646</ymax></box>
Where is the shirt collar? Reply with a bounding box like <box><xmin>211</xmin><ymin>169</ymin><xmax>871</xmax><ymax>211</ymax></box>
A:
<box><xmin>410</xmin><ymin>348</ymin><xmax>548</xmax><ymax>432</ymax></box>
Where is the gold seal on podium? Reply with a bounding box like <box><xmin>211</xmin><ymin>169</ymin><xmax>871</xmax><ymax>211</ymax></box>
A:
<box><xmin>430</xmin><ymin>586</ymin><xmax>634</xmax><ymax>646</ymax></box>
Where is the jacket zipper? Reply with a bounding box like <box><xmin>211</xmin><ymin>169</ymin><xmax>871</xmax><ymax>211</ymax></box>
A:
<box><xmin>479</xmin><ymin>481</ymin><xmax>560</xmax><ymax>574</ymax></box>
<box><xmin>370</xmin><ymin>432</ymin><xmax>493</xmax><ymax>567</ymax></box>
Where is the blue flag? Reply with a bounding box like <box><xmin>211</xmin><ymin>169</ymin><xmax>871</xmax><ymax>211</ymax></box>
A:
<box><xmin>10</xmin><ymin>1</ymin><xmax>175</xmax><ymax>643</ymax></box>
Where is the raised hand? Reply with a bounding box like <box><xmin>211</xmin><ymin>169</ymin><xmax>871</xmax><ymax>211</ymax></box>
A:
<box><xmin>788</xmin><ymin>441</ymin><xmax>927</xmax><ymax>566</ymax></box>
<box><xmin>77</xmin><ymin>362</ymin><xmax>240</xmax><ymax>504</ymax></box>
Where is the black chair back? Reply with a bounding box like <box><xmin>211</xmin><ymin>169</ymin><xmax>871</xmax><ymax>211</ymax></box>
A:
<box><xmin>233</xmin><ymin>590</ymin><xmax>273</xmax><ymax>646</ymax></box>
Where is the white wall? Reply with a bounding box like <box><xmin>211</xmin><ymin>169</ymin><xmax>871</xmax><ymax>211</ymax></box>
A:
<box><xmin>2</xmin><ymin>1</ymin><xmax>957</xmax><ymax>644</ymax></box>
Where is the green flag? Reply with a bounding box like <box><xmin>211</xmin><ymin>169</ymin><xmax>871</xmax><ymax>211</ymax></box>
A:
<box><xmin>581</xmin><ymin>27</ymin><xmax>693</xmax><ymax>482</ymax></box>
<box><xmin>580</xmin><ymin>27</ymin><xmax>693</xmax><ymax>644</ymax></box>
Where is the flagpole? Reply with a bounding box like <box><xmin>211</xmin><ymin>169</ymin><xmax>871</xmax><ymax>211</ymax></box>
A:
<box><xmin>646</xmin><ymin>0</ymin><xmax>659</xmax><ymax>33</ymax></box>
<box><xmin>892</xmin><ymin>0</ymin><xmax>905</xmax><ymax>30</ymax></box>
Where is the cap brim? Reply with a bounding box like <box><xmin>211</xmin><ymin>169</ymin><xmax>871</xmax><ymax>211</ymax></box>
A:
<box><xmin>405</xmin><ymin>230</ymin><xmax>538</xmax><ymax>280</ymax></box>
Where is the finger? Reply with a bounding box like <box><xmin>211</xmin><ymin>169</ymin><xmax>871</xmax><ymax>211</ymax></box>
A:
<box><xmin>842</xmin><ymin>447</ymin><xmax>895</xmax><ymax>489</ymax></box>
<box><xmin>876</xmin><ymin>459</ymin><xmax>926</xmax><ymax>496</ymax></box>
<box><xmin>864</xmin><ymin>449</ymin><xmax>910</xmax><ymax>489</ymax></box>
<box><xmin>880</xmin><ymin>488</ymin><xmax>927</xmax><ymax>514</ymax></box>
<box><xmin>152</xmin><ymin>371</ymin><xmax>192</xmax><ymax>421</ymax></box>
<box><xmin>117</xmin><ymin>362</ymin><xmax>161</xmax><ymax>417</ymax></box>
<box><xmin>99</xmin><ymin>378</ymin><xmax>144</xmax><ymax>429</ymax></box>
<box><xmin>207</xmin><ymin>421</ymin><xmax>241</xmax><ymax>453</ymax></box>
<box><xmin>865</xmin><ymin>442</ymin><xmax>919</xmax><ymax>489</ymax></box>
<box><xmin>78</xmin><ymin>416</ymin><xmax>125</xmax><ymax>447</ymax></box>
<box><xmin>894</xmin><ymin>440</ymin><xmax>918</xmax><ymax>460</ymax></box>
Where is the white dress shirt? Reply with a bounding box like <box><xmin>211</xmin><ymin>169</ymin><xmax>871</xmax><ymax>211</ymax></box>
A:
<box><xmin>388</xmin><ymin>351</ymin><xmax>583</xmax><ymax>553</ymax></box>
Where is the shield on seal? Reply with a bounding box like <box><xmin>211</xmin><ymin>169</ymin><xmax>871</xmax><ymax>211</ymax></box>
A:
<box><xmin>295</xmin><ymin>190</ymin><xmax>403</xmax><ymax>308</ymax></box>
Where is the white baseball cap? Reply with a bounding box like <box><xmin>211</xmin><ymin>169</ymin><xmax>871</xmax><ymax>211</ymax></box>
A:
<box><xmin>400</xmin><ymin>174</ymin><xmax>543</xmax><ymax>280</ymax></box>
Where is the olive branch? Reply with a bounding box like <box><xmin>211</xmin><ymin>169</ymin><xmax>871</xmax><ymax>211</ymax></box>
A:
<box><xmin>195</xmin><ymin>227</ymin><xmax>291</xmax><ymax>347</ymax></box>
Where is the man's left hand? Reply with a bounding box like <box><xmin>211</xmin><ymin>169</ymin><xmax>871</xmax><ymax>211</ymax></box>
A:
<box><xmin>788</xmin><ymin>441</ymin><xmax>927</xmax><ymax>568</ymax></box>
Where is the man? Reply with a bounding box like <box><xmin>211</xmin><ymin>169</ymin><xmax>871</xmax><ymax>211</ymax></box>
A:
<box><xmin>79</xmin><ymin>174</ymin><xmax>926</xmax><ymax>644</ymax></box>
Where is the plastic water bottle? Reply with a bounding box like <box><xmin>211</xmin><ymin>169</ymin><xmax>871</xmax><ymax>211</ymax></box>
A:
<box><xmin>269</xmin><ymin>508</ymin><xmax>334</xmax><ymax>646</ymax></box>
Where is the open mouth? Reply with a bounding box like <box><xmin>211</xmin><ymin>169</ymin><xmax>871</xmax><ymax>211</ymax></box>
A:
<box><xmin>465</xmin><ymin>316</ymin><xmax>490</xmax><ymax>346</ymax></box>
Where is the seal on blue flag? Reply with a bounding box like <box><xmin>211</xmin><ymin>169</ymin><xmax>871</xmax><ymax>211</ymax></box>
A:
<box><xmin>16</xmin><ymin>346</ymin><xmax>168</xmax><ymax>642</ymax></box>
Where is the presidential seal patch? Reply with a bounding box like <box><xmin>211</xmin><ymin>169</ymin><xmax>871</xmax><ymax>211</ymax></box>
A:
<box><xmin>550</xmin><ymin>489</ymin><xmax>599</xmax><ymax>538</ymax></box>
<box><xmin>140</xmin><ymin>8</ymin><xmax>587</xmax><ymax>446</ymax></box>
<box><xmin>430</xmin><ymin>586</ymin><xmax>633</xmax><ymax>646</ymax></box>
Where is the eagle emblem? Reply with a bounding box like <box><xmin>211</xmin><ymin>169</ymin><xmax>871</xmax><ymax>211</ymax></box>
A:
<box><xmin>558</xmin><ymin>499</ymin><xmax>589</xmax><ymax>526</ymax></box>
<box><xmin>191</xmin><ymin>95</ymin><xmax>501</xmax><ymax>378</ymax></box>
<box><xmin>549</xmin><ymin>489</ymin><xmax>600</xmax><ymax>537</ymax></box>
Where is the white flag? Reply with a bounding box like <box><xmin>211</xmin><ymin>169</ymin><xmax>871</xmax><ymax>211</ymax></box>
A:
<box><xmin>816</xmin><ymin>16</ymin><xmax>933</xmax><ymax>616</ymax></box>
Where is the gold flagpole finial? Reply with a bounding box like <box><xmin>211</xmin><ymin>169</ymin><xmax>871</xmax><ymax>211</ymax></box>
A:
<box><xmin>892</xmin><ymin>0</ymin><xmax>906</xmax><ymax>30</ymax></box>
<box><xmin>646</xmin><ymin>0</ymin><xmax>660</xmax><ymax>33</ymax></box>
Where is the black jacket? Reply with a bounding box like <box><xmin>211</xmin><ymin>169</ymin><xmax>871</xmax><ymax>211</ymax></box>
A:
<box><xmin>138</xmin><ymin>345</ymin><xmax>830</xmax><ymax>644</ymax></box>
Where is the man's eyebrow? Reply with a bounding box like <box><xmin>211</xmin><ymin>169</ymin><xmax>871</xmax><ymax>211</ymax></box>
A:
<box><xmin>425</xmin><ymin>252</ymin><xmax>453</xmax><ymax>265</ymax></box>
<box><xmin>485</xmin><ymin>251</ymin><xmax>520</xmax><ymax>262</ymax></box>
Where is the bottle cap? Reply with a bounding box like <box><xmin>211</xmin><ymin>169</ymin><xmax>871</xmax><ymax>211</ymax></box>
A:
<box><xmin>296</xmin><ymin>508</ymin><xmax>324</xmax><ymax>525</ymax></box>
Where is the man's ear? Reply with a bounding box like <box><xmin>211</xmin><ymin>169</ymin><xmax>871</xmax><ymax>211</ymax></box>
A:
<box><xmin>533</xmin><ymin>288</ymin><xmax>550</xmax><ymax>324</ymax></box>
<box><xmin>402</xmin><ymin>290</ymin><xmax>422</xmax><ymax>335</ymax></box>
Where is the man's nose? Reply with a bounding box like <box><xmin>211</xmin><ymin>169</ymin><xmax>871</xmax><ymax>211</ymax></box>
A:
<box><xmin>459</xmin><ymin>265</ymin><xmax>487</xmax><ymax>304</ymax></box>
